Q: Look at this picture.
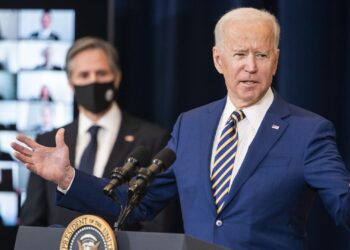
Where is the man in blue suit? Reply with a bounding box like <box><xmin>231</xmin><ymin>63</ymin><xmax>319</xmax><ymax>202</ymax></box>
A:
<box><xmin>12</xmin><ymin>7</ymin><xmax>350</xmax><ymax>250</ymax></box>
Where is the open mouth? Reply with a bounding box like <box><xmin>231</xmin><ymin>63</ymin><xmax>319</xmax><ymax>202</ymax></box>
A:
<box><xmin>240</xmin><ymin>80</ymin><xmax>259</xmax><ymax>85</ymax></box>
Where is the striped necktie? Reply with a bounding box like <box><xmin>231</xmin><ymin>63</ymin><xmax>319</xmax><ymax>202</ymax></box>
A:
<box><xmin>211</xmin><ymin>110</ymin><xmax>245</xmax><ymax>213</ymax></box>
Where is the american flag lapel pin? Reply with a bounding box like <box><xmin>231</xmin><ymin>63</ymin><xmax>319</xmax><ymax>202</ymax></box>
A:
<box><xmin>272</xmin><ymin>124</ymin><xmax>280</xmax><ymax>130</ymax></box>
<box><xmin>124</xmin><ymin>135</ymin><xmax>135</xmax><ymax>142</ymax></box>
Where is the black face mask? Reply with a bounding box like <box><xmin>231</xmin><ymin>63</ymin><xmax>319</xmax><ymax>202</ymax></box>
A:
<box><xmin>74</xmin><ymin>81</ymin><xmax>115</xmax><ymax>114</ymax></box>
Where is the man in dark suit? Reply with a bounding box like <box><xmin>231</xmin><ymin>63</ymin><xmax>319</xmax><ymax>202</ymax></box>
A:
<box><xmin>34</xmin><ymin>47</ymin><xmax>63</xmax><ymax>71</ymax></box>
<box><xmin>20</xmin><ymin>37</ymin><xmax>182</xmax><ymax>232</ymax></box>
<box><xmin>29</xmin><ymin>10</ymin><xmax>60</xmax><ymax>40</ymax></box>
<box><xmin>0</xmin><ymin>150</ymin><xmax>12</xmax><ymax>161</ymax></box>
<box><xmin>12</xmin><ymin>8</ymin><xmax>350</xmax><ymax>250</ymax></box>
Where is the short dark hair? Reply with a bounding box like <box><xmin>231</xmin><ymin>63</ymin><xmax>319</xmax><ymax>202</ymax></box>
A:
<box><xmin>65</xmin><ymin>36</ymin><xmax>120</xmax><ymax>76</ymax></box>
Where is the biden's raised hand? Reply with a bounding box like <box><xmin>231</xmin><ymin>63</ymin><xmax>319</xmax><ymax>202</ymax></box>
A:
<box><xmin>11</xmin><ymin>128</ymin><xmax>74</xmax><ymax>189</ymax></box>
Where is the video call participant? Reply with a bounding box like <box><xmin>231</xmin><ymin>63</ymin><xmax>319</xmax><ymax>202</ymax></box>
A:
<box><xmin>29</xmin><ymin>9</ymin><xmax>60</xmax><ymax>40</ymax></box>
<box><xmin>12</xmin><ymin>8</ymin><xmax>350</xmax><ymax>250</ymax></box>
<box><xmin>34</xmin><ymin>47</ymin><xmax>62</xmax><ymax>71</ymax></box>
<box><xmin>20</xmin><ymin>37</ymin><xmax>182</xmax><ymax>233</ymax></box>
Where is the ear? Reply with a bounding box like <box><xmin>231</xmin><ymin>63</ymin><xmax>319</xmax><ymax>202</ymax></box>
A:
<box><xmin>68</xmin><ymin>77</ymin><xmax>75</xmax><ymax>91</ymax></box>
<box><xmin>114</xmin><ymin>69</ymin><xmax>122</xmax><ymax>89</ymax></box>
<box><xmin>213</xmin><ymin>46</ymin><xmax>223</xmax><ymax>74</ymax></box>
<box><xmin>272</xmin><ymin>49</ymin><xmax>280</xmax><ymax>75</ymax></box>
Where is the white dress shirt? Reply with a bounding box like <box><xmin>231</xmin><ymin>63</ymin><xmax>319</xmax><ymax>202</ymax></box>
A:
<box><xmin>36</xmin><ymin>28</ymin><xmax>54</xmax><ymax>39</ymax></box>
<box><xmin>210</xmin><ymin>88</ymin><xmax>274</xmax><ymax>189</ymax></box>
<box><xmin>75</xmin><ymin>102</ymin><xmax>121</xmax><ymax>177</ymax></box>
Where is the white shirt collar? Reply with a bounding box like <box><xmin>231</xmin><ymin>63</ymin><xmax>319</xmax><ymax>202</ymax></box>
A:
<box><xmin>78</xmin><ymin>101</ymin><xmax>121</xmax><ymax>135</ymax></box>
<box><xmin>40</xmin><ymin>27</ymin><xmax>53</xmax><ymax>38</ymax></box>
<box><xmin>223</xmin><ymin>88</ymin><xmax>274</xmax><ymax>131</ymax></box>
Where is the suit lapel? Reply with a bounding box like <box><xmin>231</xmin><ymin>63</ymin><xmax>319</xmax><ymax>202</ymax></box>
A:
<box><xmin>223</xmin><ymin>93</ymin><xmax>290</xmax><ymax>211</ymax></box>
<box><xmin>199</xmin><ymin>98</ymin><xmax>226</xmax><ymax>214</ymax></box>
<box><xmin>70</xmin><ymin>113</ymin><xmax>137</xmax><ymax>178</ymax></box>
<box><xmin>64</xmin><ymin>121</ymin><xmax>78</xmax><ymax>168</ymax></box>
<box><xmin>103</xmin><ymin>112</ymin><xmax>138</xmax><ymax>177</ymax></box>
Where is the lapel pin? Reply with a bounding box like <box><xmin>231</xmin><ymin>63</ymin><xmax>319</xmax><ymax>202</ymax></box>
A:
<box><xmin>271</xmin><ymin>124</ymin><xmax>280</xmax><ymax>130</ymax></box>
<box><xmin>124</xmin><ymin>135</ymin><xmax>135</xmax><ymax>142</ymax></box>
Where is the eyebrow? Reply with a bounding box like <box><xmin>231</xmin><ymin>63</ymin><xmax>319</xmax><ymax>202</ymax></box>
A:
<box><xmin>233</xmin><ymin>48</ymin><xmax>248</xmax><ymax>52</ymax></box>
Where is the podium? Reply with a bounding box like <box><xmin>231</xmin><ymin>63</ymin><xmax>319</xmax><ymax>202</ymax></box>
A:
<box><xmin>14</xmin><ymin>226</ymin><xmax>229</xmax><ymax>250</ymax></box>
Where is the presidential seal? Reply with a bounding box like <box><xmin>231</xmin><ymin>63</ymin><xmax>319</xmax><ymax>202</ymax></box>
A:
<box><xmin>60</xmin><ymin>214</ymin><xmax>117</xmax><ymax>250</ymax></box>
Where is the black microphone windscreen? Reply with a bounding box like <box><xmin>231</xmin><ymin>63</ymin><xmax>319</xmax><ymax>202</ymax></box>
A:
<box><xmin>153</xmin><ymin>148</ymin><xmax>176</xmax><ymax>168</ymax></box>
<box><xmin>129</xmin><ymin>146</ymin><xmax>151</xmax><ymax>166</ymax></box>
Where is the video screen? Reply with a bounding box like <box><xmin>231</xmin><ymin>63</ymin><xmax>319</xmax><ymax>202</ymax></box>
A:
<box><xmin>0</xmin><ymin>160</ymin><xmax>25</xmax><ymax>227</ymax></box>
<box><xmin>0</xmin><ymin>8</ymin><xmax>75</xmax><ymax>226</ymax></box>
<box><xmin>0</xmin><ymin>191</ymin><xmax>19</xmax><ymax>226</ymax></box>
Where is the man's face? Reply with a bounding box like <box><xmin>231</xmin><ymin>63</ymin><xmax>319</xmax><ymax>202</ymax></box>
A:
<box><xmin>69</xmin><ymin>48</ymin><xmax>119</xmax><ymax>88</ymax></box>
<box><xmin>41</xmin><ymin>12</ymin><xmax>51</xmax><ymax>29</ymax></box>
<box><xmin>213</xmin><ymin>20</ymin><xmax>279</xmax><ymax>108</ymax></box>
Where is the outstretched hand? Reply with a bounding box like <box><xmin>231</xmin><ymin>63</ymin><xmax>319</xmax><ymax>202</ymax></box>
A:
<box><xmin>11</xmin><ymin>128</ymin><xmax>74</xmax><ymax>189</ymax></box>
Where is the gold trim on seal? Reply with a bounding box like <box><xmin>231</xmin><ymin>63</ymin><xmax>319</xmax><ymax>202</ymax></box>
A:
<box><xmin>60</xmin><ymin>214</ymin><xmax>117</xmax><ymax>250</ymax></box>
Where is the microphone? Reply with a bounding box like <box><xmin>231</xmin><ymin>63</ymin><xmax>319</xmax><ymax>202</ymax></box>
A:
<box><xmin>103</xmin><ymin>146</ymin><xmax>150</xmax><ymax>196</ymax></box>
<box><xmin>128</xmin><ymin>148</ymin><xmax>176</xmax><ymax>195</ymax></box>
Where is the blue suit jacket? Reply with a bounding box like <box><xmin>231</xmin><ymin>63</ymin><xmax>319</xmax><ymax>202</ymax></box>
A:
<box><xmin>59</xmin><ymin>93</ymin><xmax>350</xmax><ymax>250</ymax></box>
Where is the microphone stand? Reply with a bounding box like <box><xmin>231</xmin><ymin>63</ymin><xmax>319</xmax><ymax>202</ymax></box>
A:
<box><xmin>103</xmin><ymin>188</ymin><xmax>125</xmax><ymax>234</ymax></box>
<box><xmin>114</xmin><ymin>186</ymin><xmax>147</xmax><ymax>231</ymax></box>
<box><xmin>104</xmin><ymin>176</ymin><xmax>147</xmax><ymax>233</ymax></box>
<box><xmin>102</xmin><ymin>166</ymin><xmax>125</xmax><ymax>233</ymax></box>
<box><xmin>104</xmin><ymin>166</ymin><xmax>149</xmax><ymax>233</ymax></box>
<box><xmin>107</xmin><ymin>147</ymin><xmax>176</xmax><ymax>232</ymax></box>
<box><xmin>114</xmin><ymin>167</ymin><xmax>151</xmax><ymax>231</ymax></box>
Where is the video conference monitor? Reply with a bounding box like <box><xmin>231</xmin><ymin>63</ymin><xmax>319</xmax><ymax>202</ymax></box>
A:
<box><xmin>0</xmin><ymin>1</ymin><xmax>111</xmax><ymax>228</ymax></box>
<box><xmin>0</xmin><ymin>8</ymin><xmax>75</xmax><ymax>133</ymax></box>
<box><xmin>0</xmin><ymin>160</ymin><xmax>21</xmax><ymax>226</ymax></box>
<box><xmin>0</xmin><ymin>191</ymin><xmax>19</xmax><ymax>226</ymax></box>
<box><xmin>0</xmin><ymin>8</ymin><xmax>74</xmax><ymax>227</ymax></box>
<box><xmin>0</xmin><ymin>4</ymin><xmax>76</xmax><ymax>230</ymax></box>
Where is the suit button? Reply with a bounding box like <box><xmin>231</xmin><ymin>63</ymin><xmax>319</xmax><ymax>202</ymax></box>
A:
<box><xmin>216</xmin><ymin>220</ymin><xmax>223</xmax><ymax>227</ymax></box>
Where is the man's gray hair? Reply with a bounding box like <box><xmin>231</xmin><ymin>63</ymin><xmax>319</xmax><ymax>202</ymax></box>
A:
<box><xmin>65</xmin><ymin>36</ymin><xmax>120</xmax><ymax>76</ymax></box>
<box><xmin>214</xmin><ymin>7</ymin><xmax>280</xmax><ymax>49</ymax></box>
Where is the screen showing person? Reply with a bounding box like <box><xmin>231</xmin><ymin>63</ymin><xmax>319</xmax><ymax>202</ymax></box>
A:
<box><xmin>18</xmin><ymin>40</ymin><xmax>69</xmax><ymax>71</ymax></box>
<box><xmin>0</xmin><ymin>8</ymin><xmax>75</xmax><ymax>139</ymax></box>
<box><xmin>15</xmin><ymin>101</ymin><xmax>73</xmax><ymax>134</ymax></box>
<box><xmin>19</xmin><ymin>9</ymin><xmax>75</xmax><ymax>41</ymax></box>
<box><xmin>35</xmin><ymin>46</ymin><xmax>63</xmax><ymax>71</ymax></box>
<box><xmin>16</xmin><ymin>71</ymin><xmax>73</xmax><ymax>103</ymax></box>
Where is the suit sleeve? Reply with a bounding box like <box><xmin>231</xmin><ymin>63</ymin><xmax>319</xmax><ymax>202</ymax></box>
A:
<box><xmin>304</xmin><ymin>119</ymin><xmax>350</xmax><ymax>228</ymax></box>
<box><xmin>57</xmin><ymin>170</ymin><xmax>121</xmax><ymax>219</ymax></box>
<box><xmin>57</xmin><ymin>115</ymin><xmax>183</xmax><ymax>224</ymax></box>
<box><xmin>131</xmin><ymin>121</ymin><xmax>182</xmax><ymax>232</ymax></box>
<box><xmin>121</xmin><ymin>115</ymin><xmax>183</xmax><ymax>223</ymax></box>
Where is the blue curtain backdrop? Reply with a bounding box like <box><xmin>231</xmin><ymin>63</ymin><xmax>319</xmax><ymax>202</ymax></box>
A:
<box><xmin>114</xmin><ymin>0</ymin><xmax>350</xmax><ymax>249</ymax></box>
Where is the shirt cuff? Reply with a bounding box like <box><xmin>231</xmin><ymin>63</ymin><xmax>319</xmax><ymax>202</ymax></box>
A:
<box><xmin>57</xmin><ymin>168</ymin><xmax>76</xmax><ymax>194</ymax></box>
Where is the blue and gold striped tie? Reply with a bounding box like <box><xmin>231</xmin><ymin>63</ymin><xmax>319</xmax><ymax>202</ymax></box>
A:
<box><xmin>211</xmin><ymin>110</ymin><xmax>245</xmax><ymax>213</ymax></box>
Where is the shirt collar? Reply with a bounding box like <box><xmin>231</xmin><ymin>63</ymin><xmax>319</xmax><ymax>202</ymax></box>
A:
<box><xmin>41</xmin><ymin>27</ymin><xmax>53</xmax><ymax>38</ymax></box>
<box><xmin>78</xmin><ymin>101</ymin><xmax>121</xmax><ymax>135</ymax></box>
<box><xmin>224</xmin><ymin>88</ymin><xmax>274</xmax><ymax>130</ymax></box>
